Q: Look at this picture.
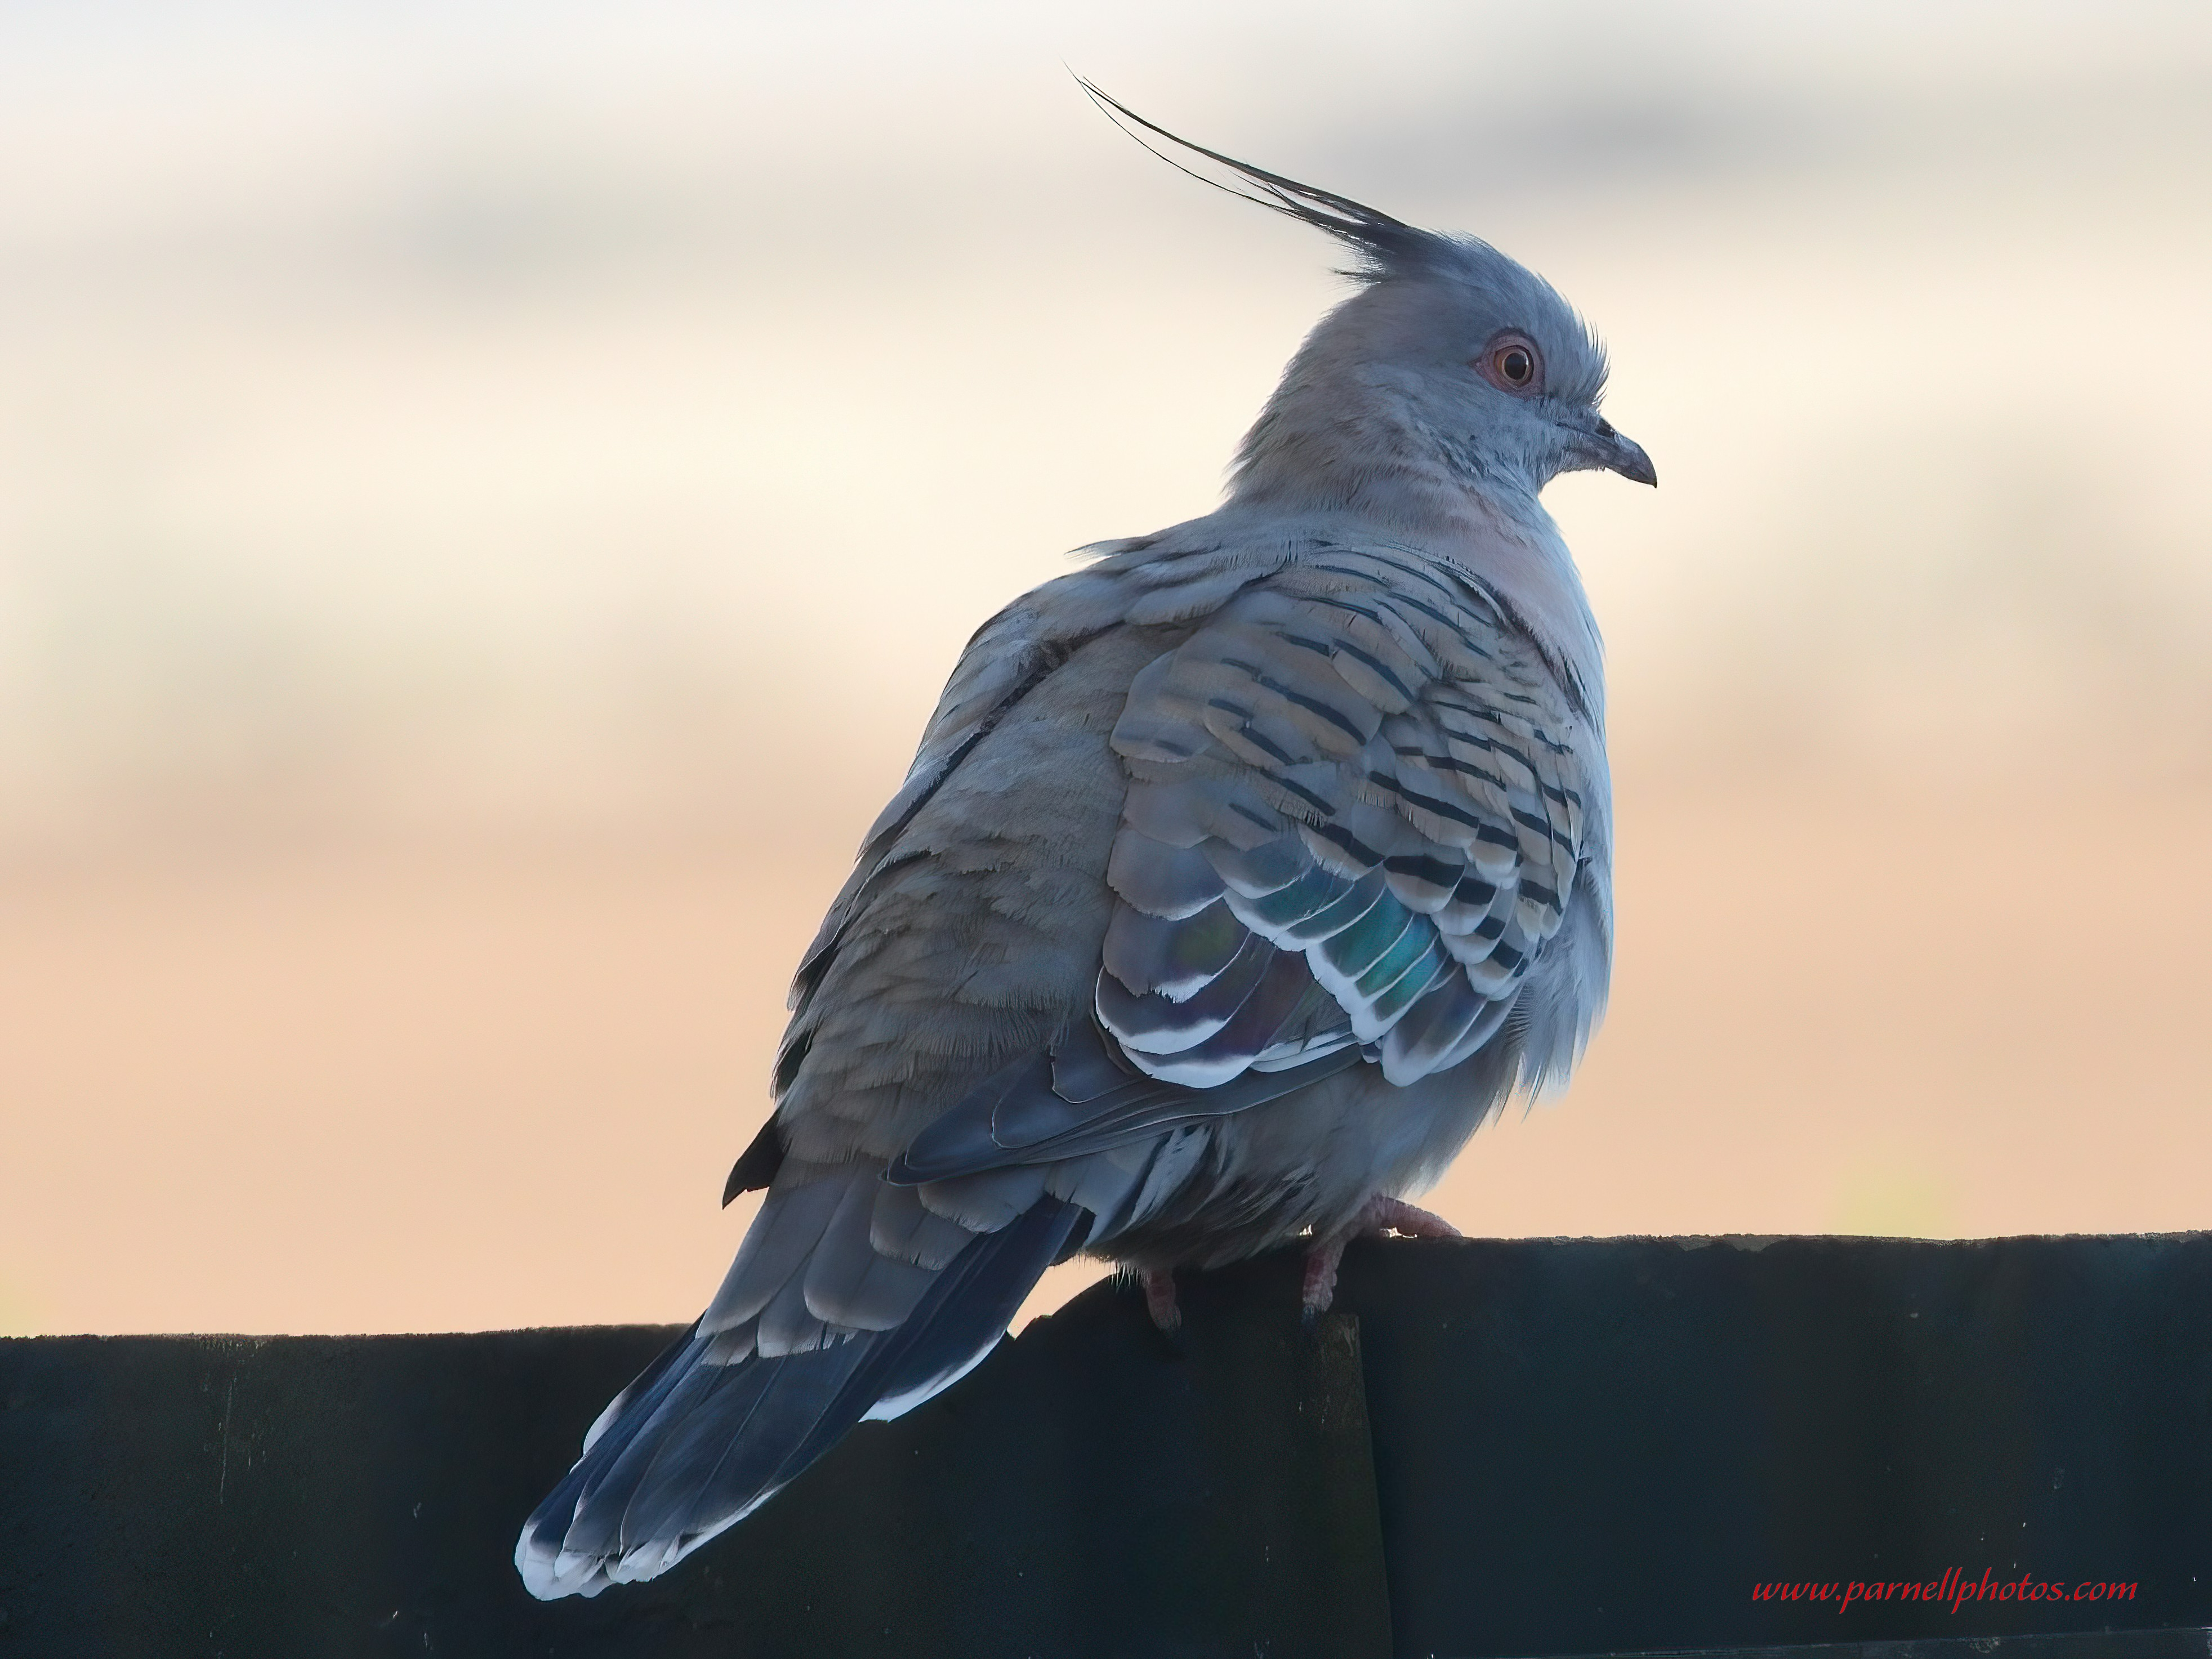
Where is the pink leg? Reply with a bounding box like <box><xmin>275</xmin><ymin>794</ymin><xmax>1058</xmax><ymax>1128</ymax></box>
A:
<box><xmin>1301</xmin><ymin>1195</ymin><xmax>1465</xmax><ymax>1317</ymax></box>
<box><xmin>1301</xmin><ymin>1237</ymin><xmax>1349</xmax><ymax>1318</ymax></box>
<box><xmin>1141</xmin><ymin>1267</ymin><xmax>1181</xmax><ymax>1334</ymax></box>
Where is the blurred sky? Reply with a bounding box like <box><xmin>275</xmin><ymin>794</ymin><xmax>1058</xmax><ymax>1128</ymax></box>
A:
<box><xmin>2</xmin><ymin>1</ymin><xmax>2209</xmax><ymax>1336</ymax></box>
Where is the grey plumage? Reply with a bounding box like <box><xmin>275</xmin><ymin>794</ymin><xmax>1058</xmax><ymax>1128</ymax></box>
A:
<box><xmin>518</xmin><ymin>87</ymin><xmax>1653</xmax><ymax>1600</ymax></box>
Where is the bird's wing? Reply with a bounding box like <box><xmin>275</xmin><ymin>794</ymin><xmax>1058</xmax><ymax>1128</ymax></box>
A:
<box><xmin>895</xmin><ymin>542</ymin><xmax>1600</xmax><ymax>1186</ymax></box>
<box><xmin>787</xmin><ymin>534</ymin><xmax>1278</xmax><ymax>1043</ymax></box>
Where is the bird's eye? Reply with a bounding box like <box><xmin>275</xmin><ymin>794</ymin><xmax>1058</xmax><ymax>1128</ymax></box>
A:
<box><xmin>1473</xmin><ymin>333</ymin><xmax>1544</xmax><ymax>396</ymax></box>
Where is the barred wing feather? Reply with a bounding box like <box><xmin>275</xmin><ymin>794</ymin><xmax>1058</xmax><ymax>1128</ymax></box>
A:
<box><xmin>1100</xmin><ymin>547</ymin><xmax>1592</xmax><ymax>1090</ymax></box>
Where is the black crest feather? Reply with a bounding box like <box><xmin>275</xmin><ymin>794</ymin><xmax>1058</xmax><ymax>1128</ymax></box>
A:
<box><xmin>1077</xmin><ymin>79</ymin><xmax>1446</xmax><ymax>280</ymax></box>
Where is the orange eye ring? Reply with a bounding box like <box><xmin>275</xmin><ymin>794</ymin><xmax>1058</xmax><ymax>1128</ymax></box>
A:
<box><xmin>1473</xmin><ymin>332</ymin><xmax>1544</xmax><ymax>396</ymax></box>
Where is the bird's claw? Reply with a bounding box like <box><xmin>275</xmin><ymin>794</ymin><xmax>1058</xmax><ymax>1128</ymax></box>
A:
<box><xmin>1300</xmin><ymin>1236</ymin><xmax>1346</xmax><ymax>1318</ymax></box>
<box><xmin>1355</xmin><ymin>1195</ymin><xmax>1462</xmax><ymax>1241</ymax></box>
<box><xmin>1301</xmin><ymin>1194</ymin><xmax>1462</xmax><ymax>1317</ymax></box>
<box><xmin>1140</xmin><ymin>1267</ymin><xmax>1182</xmax><ymax>1336</ymax></box>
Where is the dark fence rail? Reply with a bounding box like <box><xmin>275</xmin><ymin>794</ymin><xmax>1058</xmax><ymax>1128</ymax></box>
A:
<box><xmin>5</xmin><ymin>1236</ymin><xmax>2210</xmax><ymax>1657</ymax></box>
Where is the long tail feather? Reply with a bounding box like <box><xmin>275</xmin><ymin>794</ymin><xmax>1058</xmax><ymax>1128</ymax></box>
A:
<box><xmin>515</xmin><ymin>1197</ymin><xmax>1083</xmax><ymax>1599</ymax></box>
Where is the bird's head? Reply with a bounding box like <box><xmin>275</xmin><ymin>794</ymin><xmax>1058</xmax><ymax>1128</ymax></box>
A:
<box><xmin>1082</xmin><ymin>84</ymin><xmax>1655</xmax><ymax>525</ymax></box>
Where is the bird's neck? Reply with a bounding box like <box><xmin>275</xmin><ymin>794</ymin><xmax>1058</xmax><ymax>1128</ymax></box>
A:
<box><xmin>1229</xmin><ymin>365</ymin><xmax>1528</xmax><ymax>528</ymax></box>
<box><xmin>1225</xmin><ymin>381</ymin><xmax>1604</xmax><ymax>716</ymax></box>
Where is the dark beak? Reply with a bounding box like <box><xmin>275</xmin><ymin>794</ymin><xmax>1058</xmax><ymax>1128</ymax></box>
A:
<box><xmin>1572</xmin><ymin>415</ymin><xmax>1657</xmax><ymax>487</ymax></box>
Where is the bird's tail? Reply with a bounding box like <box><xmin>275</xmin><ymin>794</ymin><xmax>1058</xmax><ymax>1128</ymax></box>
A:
<box><xmin>516</xmin><ymin>1194</ymin><xmax>1084</xmax><ymax>1599</ymax></box>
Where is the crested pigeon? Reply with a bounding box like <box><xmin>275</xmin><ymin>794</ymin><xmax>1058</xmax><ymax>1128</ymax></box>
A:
<box><xmin>518</xmin><ymin>86</ymin><xmax>1654</xmax><ymax>1600</ymax></box>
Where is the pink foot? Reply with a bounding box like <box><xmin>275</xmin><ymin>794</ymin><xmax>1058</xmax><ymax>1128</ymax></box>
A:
<box><xmin>1301</xmin><ymin>1196</ymin><xmax>1465</xmax><ymax>1318</ymax></box>
<box><xmin>1357</xmin><ymin>1195</ymin><xmax>1462</xmax><ymax>1241</ymax></box>
<box><xmin>1141</xmin><ymin>1267</ymin><xmax>1181</xmax><ymax>1334</ymax></box>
